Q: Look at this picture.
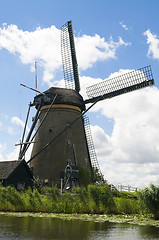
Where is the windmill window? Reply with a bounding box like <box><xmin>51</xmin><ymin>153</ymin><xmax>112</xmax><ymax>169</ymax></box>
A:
<box><xmin>57</xmin><ymin>95</ymin><xmax>61</xmax><ymax>100</ymax></box>
<box><xmin>44</xmin><ymin>179</ymin><xmax>49</xmax><ymax>184</ymax></box>
<box><xmin>17</xmin><ymin>182</ymin><xmax>25</xmax><ymax>191</ymax></box>
<box><xmin>67</xmin><ymin>139</ymin><xmax>72</xmax><ymax>147</ymax></box>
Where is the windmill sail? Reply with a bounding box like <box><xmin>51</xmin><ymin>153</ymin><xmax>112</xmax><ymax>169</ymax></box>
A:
<box><xmin>85</xmin><ymin>65</ymin><xmax>154</xmax><ymax>104</ymax></box>
<box><xmin>61</xmin><ymin>21</ymin><xmax>80</xmax><ymax>92</ymax></box>
<box><xmin>83</xmin><ymin>115</ymin><xmax>103</xmax><ymax>179</ymax></box>
<box><xmin>19</xmin><ymin>105</ymin><xmax>41</xmax><ymax>160</ymax></box>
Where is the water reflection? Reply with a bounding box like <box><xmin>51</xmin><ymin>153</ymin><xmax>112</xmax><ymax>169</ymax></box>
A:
<box><xmin>138</xmin><ymin>225</ymin><xmax>159</xmax><ymax>240</ymax></box>
<box><xmin>0</xmin><ymin>216</ymin><xmax>110</xmax><ymax>240</ymax></box>
<box><xmin>0</xmin><ymin>215</ymin><xmax>159</xmax><ymax>240</ymax></box>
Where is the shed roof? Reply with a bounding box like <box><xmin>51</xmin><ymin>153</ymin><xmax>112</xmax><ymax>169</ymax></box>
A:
<box><xmin>0</xmin><ymin>160</ymin><xmax>27</xmax><ymax>179</ymax></box>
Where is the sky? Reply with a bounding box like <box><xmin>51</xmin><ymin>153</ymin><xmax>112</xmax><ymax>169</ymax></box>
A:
<box><xmin>0</xmin><ymin>0</ymin><xmax>159</xmax><ymax>188</ymax></box>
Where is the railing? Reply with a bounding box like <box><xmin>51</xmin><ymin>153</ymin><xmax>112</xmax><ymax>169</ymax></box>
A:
<box><xmin>117</xmin><ymin>184</ymin><xmax>138</xmax><ymax>192</ymax></box>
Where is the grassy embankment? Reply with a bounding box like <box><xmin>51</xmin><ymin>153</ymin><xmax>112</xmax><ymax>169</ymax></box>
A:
<box><xmin>0</xmin><ymin>183</ymin><xmax>159</xmax><ymax>220</ymax></box>
<box><xmin>0</xmin><ymin>184</ymin><xmax>140</xmax><ymax>214</ymax></box>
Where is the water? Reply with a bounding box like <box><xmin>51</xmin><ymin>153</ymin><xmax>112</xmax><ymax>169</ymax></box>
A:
<box><xmin>0</xmin><ymin>215</ymin><xmax>159</xmax><ymax>240</ymax></box>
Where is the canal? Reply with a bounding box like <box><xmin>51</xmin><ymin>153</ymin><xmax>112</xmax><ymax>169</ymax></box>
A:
<box><xmin>0</xmin><ymin>214</ymin><xmax>159</xmax><ymax>239</ymax></box>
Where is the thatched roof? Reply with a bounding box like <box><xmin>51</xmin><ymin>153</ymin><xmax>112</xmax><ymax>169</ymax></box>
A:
<box><xmin>0</xmin><ymin>160</ymin><xmax>30</xmax><ymax>179</ymax></box>
<box><xmin>34</xmin><ymin>87</ymin><xmax>85</xmax><ymax>111</ymax></box>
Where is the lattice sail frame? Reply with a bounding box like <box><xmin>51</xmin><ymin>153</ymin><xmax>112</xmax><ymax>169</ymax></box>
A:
<box><xmin>61</xmin><ymin>21</ymin><xmax>80</xmax><ymax>92</ymax></box>
<box><xmin>86</xmin><ymin>65</ymin><xmax>154</xmax><ymax>102</ymax></box>
<box><xmin>83</xmin><ymin>114</ymin><xmax>103</xmax><ymax>183</ymax></box>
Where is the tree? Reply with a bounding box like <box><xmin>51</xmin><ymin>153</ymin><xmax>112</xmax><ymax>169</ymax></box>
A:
<box><xmin>138</xmin><ymin>184</ymin><xmax>159</xmax><ymax>219</ymax></box>
<box><xmin>92</xmin><ymin>168</ymin><xmax>107</xmax><ymax>185</ymax></box>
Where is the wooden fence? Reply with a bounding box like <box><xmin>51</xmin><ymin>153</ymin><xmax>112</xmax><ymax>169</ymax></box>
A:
<box><xmin>117</xmin><ymin>184</ymin><xmax>138</xmax><ymax>192</ymax></box>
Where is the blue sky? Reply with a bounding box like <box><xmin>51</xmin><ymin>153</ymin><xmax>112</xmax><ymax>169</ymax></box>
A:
<box><xmin>0</xmin><ymin>0</ymin><xmax>159</xmax><ymax>187</ymax></box>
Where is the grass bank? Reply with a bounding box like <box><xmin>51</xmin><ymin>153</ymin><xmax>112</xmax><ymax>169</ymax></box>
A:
<box><xmin>0</xmin><ymin>184</ymin><xmax>140</xmax><ymax>214</ymax></box>
<box><xmin>0</xmin><ymin>183</ymin><xmax>159</xmax><ymax>225</ymax></box>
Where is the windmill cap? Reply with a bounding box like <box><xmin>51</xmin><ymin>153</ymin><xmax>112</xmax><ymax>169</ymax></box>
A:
<box><xmin>34</xmin><ymin>87</ymin><xmax>85</xmax><ymax>111</ymax></box>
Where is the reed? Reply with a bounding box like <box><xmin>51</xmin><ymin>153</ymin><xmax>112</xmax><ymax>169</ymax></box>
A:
<box><xmin>0</xmin><ymin>184</ymin><xmax>140</xmax><ymax>215</ymax></box>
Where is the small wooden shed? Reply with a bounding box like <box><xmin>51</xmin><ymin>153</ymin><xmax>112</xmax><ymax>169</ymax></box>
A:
<box><xmin>0</xmin><ymin>160</ymin><xmax>33</xmax><ymax>190</ymax></box>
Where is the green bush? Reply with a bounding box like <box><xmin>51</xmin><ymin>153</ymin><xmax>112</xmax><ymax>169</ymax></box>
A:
<box><xmin>138</xmin><ymin>184</ymin><xmax>159</xmax><ymax>219</ymax></box>
<box><xmin>42</xmin><ymin>187</ymin><xmax>60</xmax><ymax>201</ymax></box>
<box><xmin>114</xmin><ymin>197</ymin><xmax>140</xmax><ymax>214</ymax></box>
<box><xmin>87</xmin><ymin>185</ymin><xmax>115</xmax><ymax>213</ymax></box>
<box><xmin>78</xmin><ymin>165</ymin><xmax>92</xmax><ymax>186</ymax></box>
<box><xmin>92</xmin><ymin>168</ymin><xmax>107</xmax><ymax>185</ymax></box>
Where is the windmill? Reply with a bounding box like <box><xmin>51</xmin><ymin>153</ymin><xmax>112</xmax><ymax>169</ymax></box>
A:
<box><xmin>18</xmin><ymin>21</ymin><xmax>154</xmax><ymax>189</ymax></box>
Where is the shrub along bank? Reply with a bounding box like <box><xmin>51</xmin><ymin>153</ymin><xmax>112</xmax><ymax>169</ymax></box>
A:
<box><xmin>3</xmin><ymin>183</ymin><xmax>159</xmax><ymax>219</ymax></box>
<box><xmin>0</xmin><ymin>184</ymin><xmax>142</xmax><ymax>215</ymax></box>
<box><xmin>138</xmin><ymin>184</ymin><xmax>159</xmax><ymax>220</ymax></box>
<box><xmin>1</xmin><ymin>183</ymin><xmax>159</xmax><ymax>220</ymax></box>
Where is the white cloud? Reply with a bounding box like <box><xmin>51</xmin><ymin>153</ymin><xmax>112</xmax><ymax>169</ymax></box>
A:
<box><xmin>6</xmin><ymin>141</ymin><xmax>32</xmax><ymax>161</ymax></box>
<box><xmin>101</xmin><ymin>161</ymin><xmax>159</xmax><ymax>188</ymax></box>
<box><xmin>76</xmin><ymin>34</ymin><xmax>130</xmax><ymax>70</ymax></box>
<box><xmin>0</xmin><ymin>24</ymin><xmax>61</xmax><ymax>86</ymax></box>
<box><xmin>107</xmin><ymin>68</ymin><xmax>132</xmax><ymax>78</ymax></box>
<box><xmin>0</xmin><ymin>113</ymin><xmax>35</xmax><ymax>162</ymax></box>
<box><xmin>0</xmin><ymin>139</ymin><xmax>32</xmax><ymax>162</ymax></box>
<box><xmin>0</xmin><ymin>23</ymin><xmax>130</xmax><ymax>86</ymax></box>
<box><xmin>91</xmin><ymin>125</ymin><xmax>113</xmax><ymax>156</ymax></box>
<box><xmin>80</xmin><ymin>76</ymin><xmax>103</xmax><ymax>99</ymax></box>
<box><xmin>90</xmin><ymin>86</ymin><xmax>159</xmax><ymax>188</ymax></box>
<box><xmin>144</xmin><ymin>29</ymin><xmax>159</xmax><ymax>60</ymax></box>
<box><xmin>11</xmin><ymin>116</ymin><xmax>29</xmax><ymax>132</ymax></box>
<box><xmin>5</xmin><ymin>147</ymin><xmax>19</xmax><ymax>161</ymax></box>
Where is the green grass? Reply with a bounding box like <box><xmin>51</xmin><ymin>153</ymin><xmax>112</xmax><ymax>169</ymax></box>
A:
<box><xmin>0</xmin><ymin>183</ymin><xmax>153</xmax><ymax>216</ymax></box>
